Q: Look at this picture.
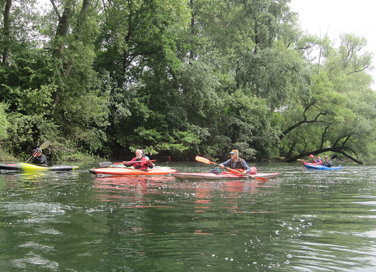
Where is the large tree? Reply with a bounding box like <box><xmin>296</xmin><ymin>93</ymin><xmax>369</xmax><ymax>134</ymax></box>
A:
<box><xmin>0</xmin><ymin>0</ymin><xmax>111</xmax><ymax>157</ymax></box>
<box><xmin>1</xmin><ymin>0</ymin><xmax>376</xmax><ymax>163</ymax></box>
<box><xmin>280</xmin><ymin>34</ymin><xmax>376</xmax><ymax>163</ymax></box>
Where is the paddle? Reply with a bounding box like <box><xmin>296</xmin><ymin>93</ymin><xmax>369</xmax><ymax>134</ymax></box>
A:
<box><xmin>98</xmin><ymin>156</ymin><xmax>171</xmax><ymax>168</ymax></box>
<box><xmin>25</xmin><ymin>141</ymin><xmax>51</xmax><ymax>163</ymax></box>
<box><xmin>195</xmin><ymin>156</ymin><xmax>268</xmax><ymax>181</ymax></box>
<box><xmin>98</xmin><ymin>160</ymin><xmax>153</xmax><ymax>168</ymax></box>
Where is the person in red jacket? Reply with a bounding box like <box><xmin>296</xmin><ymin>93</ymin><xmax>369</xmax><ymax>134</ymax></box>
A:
<box><xmin>125</xmin><ymin>149</ymin><xmax>154</xmax><ymax>170</ymax></box>
<box><xmin>310</xmin><ymin>155</ymin><xmax>322</xmax><ymax>164</ymax></box>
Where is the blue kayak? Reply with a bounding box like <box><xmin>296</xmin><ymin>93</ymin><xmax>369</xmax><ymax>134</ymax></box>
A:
<box><xmin>303</xmin><ymin>161</ymin><xmax>342</xmax><ymax>170</ymax></box>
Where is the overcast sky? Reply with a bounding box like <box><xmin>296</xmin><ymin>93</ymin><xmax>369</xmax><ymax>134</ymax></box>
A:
<box><xmin>288</xmin><ymin>0</ymin><xmax>376</xmax><ymax>88</ymax></box>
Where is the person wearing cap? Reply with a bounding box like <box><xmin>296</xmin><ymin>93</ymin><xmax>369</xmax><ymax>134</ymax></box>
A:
<box><xmin>219</xmin><ymin>150</ymin><xmax>256</xmax><ymax>175</ymax></box>
<box><xmin>124</xmin><ymin>149</ymin><xmax>154</xmax><ymax>170</ymax></box>
<box><xmin>31</xmin><ymin>148</ymin><xmax>48</xmax><ymax>166</ymax></box>
<box><xmin>321</xmin><ymin>156</ymin><xmax>332</xmax><ymax>167</ymax></box>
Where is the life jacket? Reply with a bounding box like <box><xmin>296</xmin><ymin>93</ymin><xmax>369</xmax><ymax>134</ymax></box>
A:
<box><xmin>322</xmin><ymin>160</ymin><xmax>332</xmax><ymax>167</ymax></box>
<box><xmin>229</xmin><ymin>159</ymin><xmax>257</xmax><ymax>174</ymax></box>
<box><xmin>126</xmin><ymin>157</ymin><xmax>153</xmax><ymax>170</ymax></box>
<box><xmin>229</xmin><ymin>158</ymin><xmax>246</xmax><ymax>169</ymax></box>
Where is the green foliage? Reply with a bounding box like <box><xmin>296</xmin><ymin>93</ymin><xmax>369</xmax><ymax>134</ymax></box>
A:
<box><xmin>128</xmin><ymin>127</ymin><xmax>202</xmax><ymax>157</ymax></box>
<box><xmin>6</xmin><ymin>112</ymin><xmax>43</xmax><ymax>152</ymax></box>
<box><xmin>279</xmin><ymin>33</ymin><xmax>376</xmax><ymax>163</ymax></box>
<box><xmin>1</xmin><ymin>0</ymin><xmax>376</xmax><ymax>164</ymax></box>
<box><xmin>53</xmin><ymin>150</ymin><xmax>100</xmax><ymax>162</ymax></box>
<box><xmin>0</xmin><ymin>103</ymin><xmax>9</xmax><ymax>141</ymax></box>
<box><xmin>12</xmin><ymin>85</ymin><xmax>54</xmax><ymax>115</ymax></box>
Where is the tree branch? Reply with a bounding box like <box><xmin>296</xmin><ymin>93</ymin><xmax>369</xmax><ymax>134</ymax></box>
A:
<box><xmin>342</xmin><ymin>135</ymin><xmax>351</xmax><ymax>146</ymax></box>
<box><xmin>280</xmin><ymin>108</ymin><xmax>326</xmax><ymax>140</ymax></box>
<box><xmin>284</xmin><ymin>146</ymin><xmax>363</xmax><ymax>164</ymax></box>
<box><xmin>337</xmin><ymin>150</ymin><xmax>362</xmax><ymax>164</ymax></box>
<box><xmin>50</xmin><ymin>0</ymin><xmax>61</xmax><ymax>19</ymax></box>
<box><xmin>320</xmin><ymin>126</ymin><xmax>329</xmax><ymax>149</ymax></box>
<box><xmin>294</xmin><ymin>45</ymin><xmax>314</xmax><ymax>50</ymax></box>
<box><xmin>346</xmin><ymin>65</ymin><xmax>369</xmax><ymax>76</ymax></box>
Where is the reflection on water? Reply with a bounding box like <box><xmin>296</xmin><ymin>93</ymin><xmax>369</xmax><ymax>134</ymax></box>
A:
<box><xmin>0</xmin><ymin>162</ymin><xmax>376</xmax><ymax>271</ymax></box>
<box><xmin>94</xmin><ymin>175</ymin><xmax>273</xmax><ymax>203</ymax></box>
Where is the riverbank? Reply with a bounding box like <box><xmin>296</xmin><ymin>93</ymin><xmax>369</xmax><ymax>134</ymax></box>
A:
<box><xmin>0</xmin><ymin>148</ymin><xmax>101</xmax><ymax>163</ymax></box>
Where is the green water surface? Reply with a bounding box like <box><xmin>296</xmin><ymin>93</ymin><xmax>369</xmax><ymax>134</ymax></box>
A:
<box><xmin>1</xmin><ymin>161</ymin><xmax>376</xmax><ymax>271</ymax></box>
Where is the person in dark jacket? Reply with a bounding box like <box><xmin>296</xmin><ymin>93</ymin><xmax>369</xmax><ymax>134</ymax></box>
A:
<box><xmin>31</xmin><ymin>148</ymin><xmax>48</xmax><ymax>166</ymax></box>
<box><xmin>125</xmin><ymin>149</ymin><xmax>154</xmax><ymax>170</ymax></box>
<box><xmin>321</xmin><ymin>156</ymin><xmax>332</xmax><ymax>167</ymax></box>
<box><xmin>219</xmin><ymin>150</ymin><xmax>256</xmax><ymax>175</ymax></box>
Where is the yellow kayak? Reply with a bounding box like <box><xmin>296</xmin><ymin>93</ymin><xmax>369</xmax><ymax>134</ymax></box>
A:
<box><xmin>17</xmin><ymin>163</ymin><xmax>79</xmax><ymax>173</ymax></box>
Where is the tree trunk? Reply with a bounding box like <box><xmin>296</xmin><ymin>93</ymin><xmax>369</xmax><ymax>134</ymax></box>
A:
<box><xmin>50</xmin><ymin>0</ymin><xmax>91</xmax><ymax>114</ymax></box>
<box><xmin>2</xmin><ymin>0</ymin><xmax>12</xmax><ymax>65</ymax></box>
<box><xmin>52</xmin><ymin>0</ymin><xmax>73</xmax><ymax>60</ymax></box>
<box><xmin>189</xmin><ymin>0</ymin><xmax>195</xmax><ymax>61</ymax></box>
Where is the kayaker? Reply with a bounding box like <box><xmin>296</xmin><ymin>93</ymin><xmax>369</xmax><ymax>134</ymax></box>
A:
<box><xmin>31</xmin><ymin>148</ymin><xmax>48</xmax><ymax>166</ymax></box>
<box><xmin>321</xmin><ymin>156</ymin><xmax>332</xmax><ymax>167</ymax></box>
<box><xmin>125</xmin><ymin>149</ymin><xmax>154</xmax><ymax>170</ymax></box>
<box><xmin>312</xmin><ymin>155</ymin><xmax>322</xmax><ymax>164</ymax></box>
<box><xmin>219</xmin><ymin>150</ymin><xmax>256</xmax><ymax>175</ymax></box>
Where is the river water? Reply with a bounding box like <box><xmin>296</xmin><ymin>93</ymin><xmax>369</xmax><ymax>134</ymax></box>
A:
<box><xmin>1</xmin><ymin>161</ymin><xmax>376</xmax><ymax>271</ymax></box>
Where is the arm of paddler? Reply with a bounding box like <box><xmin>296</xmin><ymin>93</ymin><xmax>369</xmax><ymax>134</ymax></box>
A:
<box><xmin>241</xmin><ymin>160</ymin><xmax>251</xmax><ymax>175</ymax></box>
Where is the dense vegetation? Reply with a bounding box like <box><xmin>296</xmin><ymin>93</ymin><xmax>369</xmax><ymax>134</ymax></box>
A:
<box><xmin>1</xmin><ymin>0</ymin><xmax>375</xmax><ymax>163</ymax></box>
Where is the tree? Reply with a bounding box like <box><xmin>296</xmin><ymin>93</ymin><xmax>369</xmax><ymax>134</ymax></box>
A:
<box><xmin>1</xmin><ymin>0</ymin><xmax>376</xmax><ymax>164</ymax></box>
<box><xmin>92</xmin><ymin>0</ymin><xmax>195</xmax><ymax>157</ymax></box>
<box><xmin>280</xmin><ymin>34</ymin><xmax>376</xmax><ymax>163</ymax></box>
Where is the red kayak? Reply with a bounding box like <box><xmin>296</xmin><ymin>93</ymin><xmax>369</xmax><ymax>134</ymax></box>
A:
<box><xmin>171</xmin><ymin>172</ymin><xmax>280</xmax><ymax>180</ymax></box>
<box><xmin>303</xmin><ymin>162</ymin><xmax>319</xmax><ymax>166</ymax></box>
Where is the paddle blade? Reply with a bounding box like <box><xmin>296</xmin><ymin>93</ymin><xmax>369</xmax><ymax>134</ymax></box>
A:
<box><xmin>195</xmin><ymin>156</ymin><xmax>214</xmax><ymax>165</ymax></box>
<box><xmin>254</xmin><ymin>177</ymin><xmax>269</xmax><ymax>181</ymax></box>
<box><xmin>40</xmin><ymin>141</ymin><xmax>51</xmax><ymax>149</ymax></box>
<box><xmin>330</xmin><ymin>154</ymin><xmax>338</xmax><ymax>160</ymax></box>
<box><xmin>98</xmin><ymin>162</ymin><xmax>113</xmax><ymax>167</ymax></box>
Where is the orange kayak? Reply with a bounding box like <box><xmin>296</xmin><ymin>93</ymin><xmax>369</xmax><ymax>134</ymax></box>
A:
<box><xmin>89</xmin><ymin>167</ymin><xmax>177</xmax><ymax>176</ymax></box>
